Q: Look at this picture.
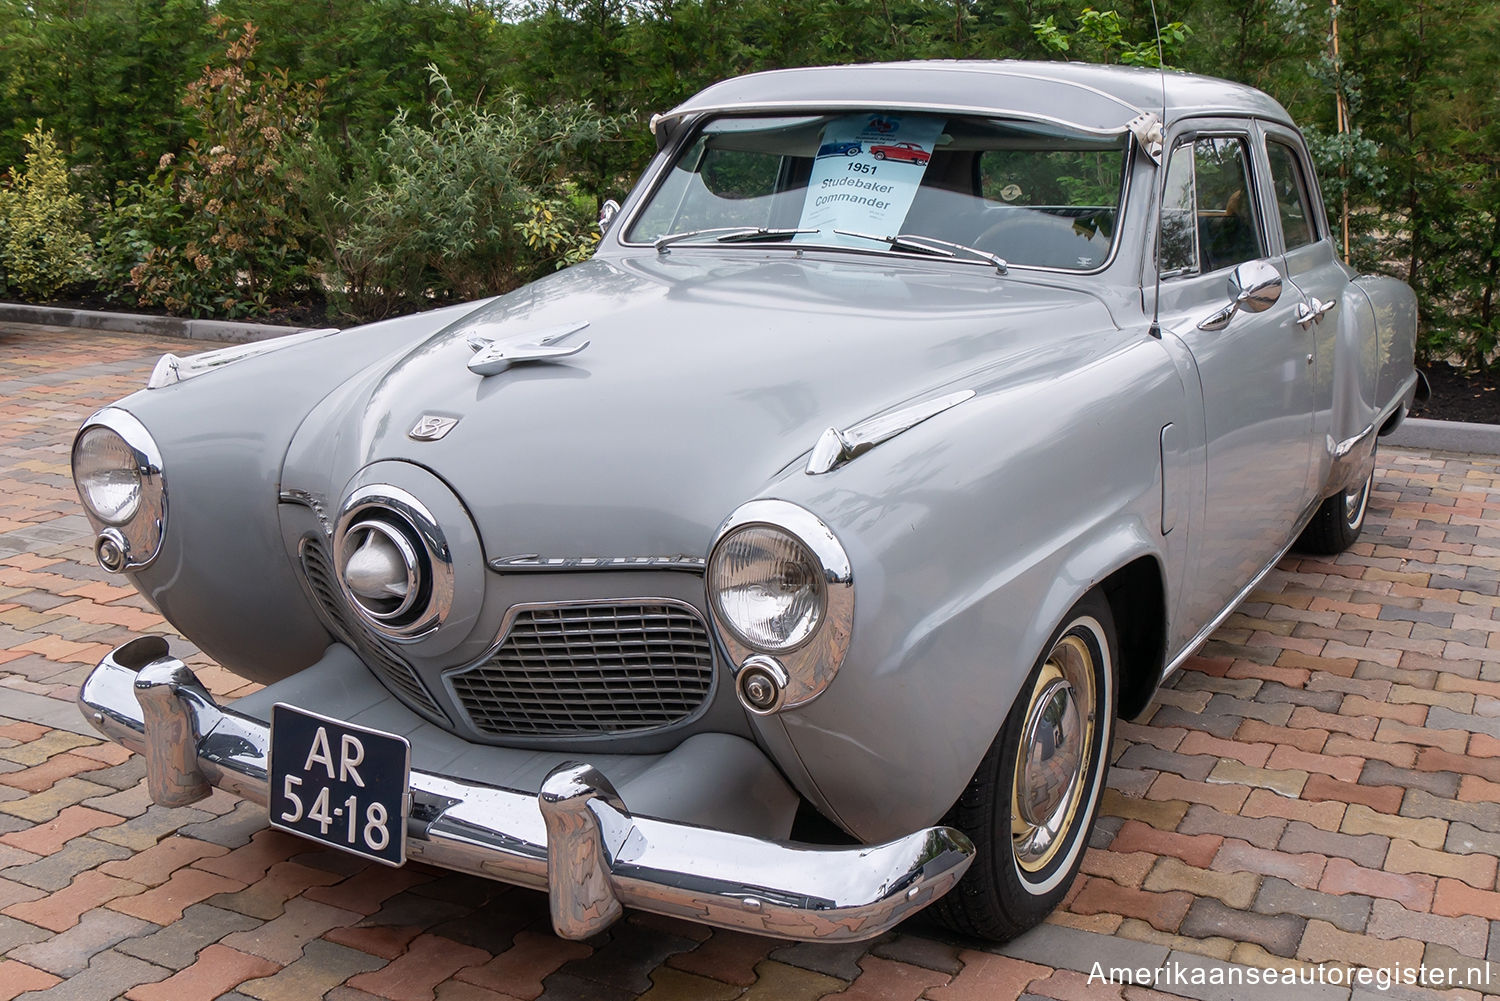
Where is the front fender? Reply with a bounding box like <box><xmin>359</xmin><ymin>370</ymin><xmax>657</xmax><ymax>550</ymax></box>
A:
<box><xmin>755</xmin><ymin>329</ymin><xmax>1185</xmax><ymax>841</ymax></box>
<box><xmin>97</xmin><ymin>301</ymin><xmax>490</xmax><ymax>683</ymax></box>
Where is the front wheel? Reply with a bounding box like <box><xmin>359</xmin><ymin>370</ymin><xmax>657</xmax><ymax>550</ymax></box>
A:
<box><xmin>932</xmin><ymin>592</ymin><xmax>1117</xmax><ymax>941</ymax></box>
<box><xmin>1296</xmin><ymin>452</ymin><xmax>1375</xmax><ymax>555</ymax></box>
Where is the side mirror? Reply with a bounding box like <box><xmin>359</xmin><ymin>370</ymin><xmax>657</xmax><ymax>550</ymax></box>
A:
<box><xmin>598</xmin><ymin>199</ymin><xmax>621</xmax><ymax>235</ymax></box>
<box><xmin>1198</xmin><ymin>260</ymin><xmax>1283</xmax><ymax>331</ymax></box>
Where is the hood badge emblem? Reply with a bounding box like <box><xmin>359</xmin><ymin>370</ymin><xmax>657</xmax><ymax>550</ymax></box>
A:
<box><xmin>467</xmin><ymin>321</ymin><xmax>591</xmax><ymax>377</ymax></box>
<box><xmin>409</xmin><ymin>414</ymin><xmax>460</xmax><ymax>441</ymax></box>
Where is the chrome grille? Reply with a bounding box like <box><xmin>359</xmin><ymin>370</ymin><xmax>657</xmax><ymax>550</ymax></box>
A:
<box><xmin>451</xmin><ymin>602</ymin><xmax>714</xmax><ymax>737</ymax></box>
<box><xmin>300</xmin><ymin>536</ymin><xmax>445</xmax><ymax>720</ymax></box>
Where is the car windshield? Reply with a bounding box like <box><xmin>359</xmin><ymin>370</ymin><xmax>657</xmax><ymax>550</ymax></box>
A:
<box><xmin>626</xmin><ymin>112</ymin><xmax>1129</xmax><ymax>271</ymax></box>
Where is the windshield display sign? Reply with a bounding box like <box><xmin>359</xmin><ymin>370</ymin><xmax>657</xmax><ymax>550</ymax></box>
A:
<box><xmin>798</xmin><ymin>113</ymin><xmax>944</xmax><ymax>242</ymax></box>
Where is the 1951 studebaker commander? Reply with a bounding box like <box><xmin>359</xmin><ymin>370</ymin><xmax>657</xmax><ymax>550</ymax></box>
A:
<box><xmin>74</xmin><ymin>61</ymin><xmax>1420</xmax><ymax>943</ymax></box>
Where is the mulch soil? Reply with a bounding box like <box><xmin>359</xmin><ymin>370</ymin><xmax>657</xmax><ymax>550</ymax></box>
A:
<box><xmin>1412</xmin><ymin>362</ymin><xmax>1500</xmax><ymax>424</ymax></box>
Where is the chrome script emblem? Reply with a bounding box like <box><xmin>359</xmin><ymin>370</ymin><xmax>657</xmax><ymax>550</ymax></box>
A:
<box><xmin>409</xmin><ymin>415</ymin><xmax>459</xmax><ymax>441</ymax></box>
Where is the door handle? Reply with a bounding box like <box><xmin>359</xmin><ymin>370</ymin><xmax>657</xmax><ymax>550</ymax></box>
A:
<box><xmin>1295</xmin><ymin>297</ymin><xmax>1336</xmax><ymax>329</ymax></box>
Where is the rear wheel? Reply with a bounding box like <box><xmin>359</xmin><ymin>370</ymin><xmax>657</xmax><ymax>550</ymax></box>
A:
<box><xmin>932</xmin><ymin>592</ymin><xmax>1117</xmax><ymax>941</ymax></box>
<box><xmin>1297</xmin><ymin>451</ymin><xmax>1375</xmax><ymax>555</ymax></box>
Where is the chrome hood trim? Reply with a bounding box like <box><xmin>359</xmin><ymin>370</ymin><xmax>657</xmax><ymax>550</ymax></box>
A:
<box><xmin>149</xmin><ymin>327</ymin><xmax>340</xmax><ymax>389</ymax></box>
<box><xmin>79</xmin><ymin>638</ymin><xmax>974</xmax><ymax>943</ymax></box>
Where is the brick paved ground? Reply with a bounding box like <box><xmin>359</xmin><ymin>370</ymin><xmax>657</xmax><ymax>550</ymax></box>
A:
<box><xmin>2</xmin><ymin>319</ymin><xmax>1500</xmax><ymax>1001</ymax></box>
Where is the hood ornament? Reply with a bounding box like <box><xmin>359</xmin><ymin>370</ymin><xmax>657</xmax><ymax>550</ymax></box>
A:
<box><xmin>467</xmin><ymin>321</ymin><xmax>591</xmax><ymax>377</ymax></box>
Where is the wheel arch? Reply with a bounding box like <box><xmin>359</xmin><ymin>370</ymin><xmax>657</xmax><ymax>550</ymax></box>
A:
<box><xmin>1099</xmin><ymin>555</ymin><xmax>1168</xmax><ymax>720</ymax></box>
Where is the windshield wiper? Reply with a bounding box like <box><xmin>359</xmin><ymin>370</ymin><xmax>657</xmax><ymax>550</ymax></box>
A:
<box><xmin>834</xmin><ymin>229</ymin><xmax>1008</xmax><ymax>274</ymax></box>
<box><xmin>654</xmin><ymin>227</ymin><xmax>819</xmax><ymax>253</ymax></box>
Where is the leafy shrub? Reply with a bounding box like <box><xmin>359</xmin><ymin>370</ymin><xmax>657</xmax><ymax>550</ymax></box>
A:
<box><xmin>125</xmin><ymin>18</ymin><xmax>322</xmax><ymax>316</ymax></box>
<box><xmin>0</xmin><ymin>123</ymin><xmax>93</xmax><ymax>299</ymax></box>
<box><xmin>294</xmin><ymin>68</ymin><xmax>623</xmax><ymax>321</ymax></box>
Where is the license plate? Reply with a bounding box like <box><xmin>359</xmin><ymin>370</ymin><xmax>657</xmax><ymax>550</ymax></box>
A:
<box><xmin>268</xmin><ymin>704</ymin><xmax>410</xmax><ymax>866</ymax></box>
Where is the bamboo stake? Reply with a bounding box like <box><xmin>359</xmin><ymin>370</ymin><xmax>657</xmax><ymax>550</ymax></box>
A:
<box><xmin>1332</xmin><ymin>0</ymin><xmax>1351</xmax><ymax>262</ymax></box>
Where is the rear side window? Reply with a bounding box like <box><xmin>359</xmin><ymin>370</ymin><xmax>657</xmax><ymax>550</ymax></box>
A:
<box><xmin>1159</xmin><ymin>136</ymin><xmax>1264</xmax><ymax>277</ymax></box>
<box><xmin>1266</xmin><ymin>142</ymin><xmax>1318</xmax><ymax>250</ymax></box>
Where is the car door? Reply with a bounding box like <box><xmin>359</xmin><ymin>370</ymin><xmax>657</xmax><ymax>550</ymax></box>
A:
<box><xmin>1154</xmin><ymin>126</ymin><xmax>1318</xmax><ymax>632</ymax></box>
<box><xmin>1256</xmin><ymin>125</ymin><xmax>1353</xmax><ymax>493</ymax></box>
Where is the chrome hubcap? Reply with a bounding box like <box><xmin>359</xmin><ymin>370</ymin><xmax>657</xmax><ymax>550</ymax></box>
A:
<box><xmin>1012</xmin><ymin>633</ymin><xmax>1096</xmax><ymax>873</ymax></box>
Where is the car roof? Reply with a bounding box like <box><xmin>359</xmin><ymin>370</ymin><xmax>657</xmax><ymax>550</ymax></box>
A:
<box><xmin>657</xmin><ymin>60</ymin><xmax>1295</xmax><ymax>137</ymax></box>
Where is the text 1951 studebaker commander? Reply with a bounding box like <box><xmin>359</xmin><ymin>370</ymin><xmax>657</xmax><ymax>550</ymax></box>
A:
<box><xmin>74</xmin><ymin>61</ymin><xmax>1420</xmax><ymax>944</ymax></box>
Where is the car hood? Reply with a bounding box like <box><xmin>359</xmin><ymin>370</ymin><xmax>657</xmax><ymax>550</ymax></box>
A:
<box><xmin>284</xmin><ymin>253</ymin><xmax>1116</xmax><ymax>561</ymax></box>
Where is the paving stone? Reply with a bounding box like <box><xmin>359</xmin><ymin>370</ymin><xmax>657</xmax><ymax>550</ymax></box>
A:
<box><xmin>922</xmin><ymin>950</ymin><xmax>1046</xmax><ymax>1001</ymax></box>
<box><xmin>1211</xmin><ymin>839</ymin><xmax>1325</xmax><ymax>887</ymax></box>
<box><xmin>1070</xmin><ymin>879</ymin><xmax>1193</xmax><ymax>932</ymax></box>
<box><xmin>1433</xmin><ymin>877</ymin><xmax>1500</xmax><ymax>920</ymax></box>
<box><xmin>204</xmin><ymin>860</ymin><xmax>343</xmax><ymax>920</ymax></box>
<box><xmin>1115</xmin><ymin>745</ymin><xmax>1214</xmax><ymax>782</ymax></box>
<box><xmin>349</xmin><ymin>888</ymin><xmax>471</xmax><ymax>936</ymax></box>
<box><xmin>668</xmin><ymin>928</ymin><xmax>783</xmax><ymax>986</ymax></box>
<box><xmin>996</xmin><ymin>921</ymin><xmax>1168</xmax><ymax>979</ymax></box>
<box><xmin>427</xmin><ymin>886</ymin><xmax>548</xmax><ymax>951</ymax></box>
<box><xmin>633</xmin><ymin>965</ymin><xmax>741</xmax><ymax>1001</ymax></box>
<box><xmin>1176</xmin><ymin>804</ymin><xmax>1285</xmax><ymax>850</ymax></box>
<box><xmin>1256</xmin><ymin>681</ymin><xmax>1343</xmax><ymax>712</ymax></box>
<box><xmin>107</xmin><ymin>865</ymin><xmax>243</xmax><ymax>924</ymax></box>
<box><xmin>0</xmin><ymin>804</ymin><xmax>123</xmax><ymax>853</ymax></box>
<box><xmin>1298</xmin><ymin>919</ymin><xmax>1425</xmax><ymax>971</ymax></box>
<box><xmin>1387</xmin><ymin>837</ymin><xmax>1498</xmax><ymax>887</ymax></box>
<box><xmin>93</xmin><ymin>803</ymin><xmax>215</xmax><ymax>851</ymax></box>
<box><xmin>1097</xmin><ymin>789</ymin><xmax>1188</xmax><ymax>831</ymax></box>
<box><xmin>456</xmin><ymin>929</ymin><xmax>592</xmax><ymax>999</ymax></box>
<box><xmin>124</xmin><ymin>943</ymin><xmax>280</xmax><ymax>1001</ymax></box>
<box><xmin>340</xmin><ymin>932</ymin><xmax>489</xmax><ymax>1001</ymax></box>
<box><xmin>304</xmin><ymin>864</ymin><xmax>433</xmax><ymax>915</ymax></box>
<box><xmin>818</xmin><ymin>953</ymin><xmax>951</xmax><ymax>1000</ymax></box>
<box><xmin>1146</xmin><ymin>706</ymin><xmax>1241</xmax><ymax>740</ymax></box>
<box><xmin>1421</xmin><ymin>943</ymin><xmax>1500</xmax><ymax>992</ymax></box>
<box><xmin>533</xmin><ymin>970</ymin><xmax>638</xmax><ymax>1001</ymax></box>
<box><xmin>4</xmin><ymin>869</ymin><xmax>145</xmax><ymax>931</ymax></box>
<box><xmin>1362</xmin><ymin>759</ymin><xmax>1462</xmax><ymax>799</ymax></box>
<box><xmin>1280</xmin><ymin>819</ymin><xmax>1390</xmax><ymax>869</ymax></box>
<box><xmin>175</xmin><ymin>799</ymin><xmax>268</xmax><ymax>849</ymax></box>
<box><xmin>220</xmin><ymin>896</ymin><xmax>361</xmax><ymax>964</ymax></box>
<box><xmin>1447</xmin><ymin>820</ymin><xmax>1500</xmax><ymax>858</ymax></box>
<box><xmin>0</xmin><ymin>960</ymin><xmax>60</xmax><ymax>999</ymax></box>
<box><xmin>1403</xmin><ymin>788</ymin><xmax>1500</xmax><ymax>833</ymax></box>
<box><xmin>1155</xmin><ymin>950</ymin><xmax>1347</xmax><ymax>1001</ymax></box>
<box><xmin>8</xmin><ymin>908</ymin><xmax>154</xmax><ymax>976</ymax></box>
<box><xmin>12</xmin><ymin>949</ymin><xmax>169</xmax><ymax>1001</ymax></box>
<box><xmin>1252</xmin><ymin>876</ymin><xmax>1373</xmax><ymax>933</ymax></box>
<box><xmin>1320</xmin><ymin>858</ymin><xmax>1436</xmax><ymax>912</ymax></box>
<box><xmin>769</xmin><ymin>938</ymin><xmax>874</xmax><ymax>981</ymax></box>
<box><xmin>3</xmin><ymin>834</ymin><xmax>131</xmax><ymax>889</ymax></box>
<box><xmin>1368</xmin><ymin>899</ymin><xmax>1489</xmax><ymax>958</ymax></box>
<box><xmin>1429</xmin><ymin>706</ymin><xmax>1500</xmax><ymax>738</ymax></box>
<box><xmin>545</xmin><ymin>921</ymin><xmax>697</xmax><ymax>995</ymax></box>
<box><xmin>868</xmin><ymin>933</ymin><xmax>963</xmax><ymax>975</ymax></box>
<box><xmin>1206</xmin><ymin>759</ymin><xmax>1307</xmax><ymax>798</ymax></box>
<box><xmin>114</xmin><ymin>902</ymin><xmax>261</xmax><ymax>968</ymax></box>
<box><xmin>236</xmin><ymin>939</ymin><xmax>386</xmax><ymax>1001</ymax></box>
<box><xmin>0</xmin><ymin>913</ymin><xmax>53</xmax><ymax>952</ymax></box>
<box><xmin>1178</xmin><ymin>898</ymin><xmax>1304</xmax><ymax>958</ymax></box>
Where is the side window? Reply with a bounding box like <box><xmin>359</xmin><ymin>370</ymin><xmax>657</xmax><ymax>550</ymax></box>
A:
<box><xmin>1159</xmin><ymin>136</ymin><xmax>1264</xmax><ymax>277</ymax></box>
<box><xmin>1266</xmin><ymin>141</ymin><xmax>1318</xmax><ymax>250</ymax></box>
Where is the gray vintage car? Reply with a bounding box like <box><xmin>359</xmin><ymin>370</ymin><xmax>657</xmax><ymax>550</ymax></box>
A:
<box><xmin>73</xmin><ymin>61</ymin><xmax>1420</xmax><ymax>944</ymax></box>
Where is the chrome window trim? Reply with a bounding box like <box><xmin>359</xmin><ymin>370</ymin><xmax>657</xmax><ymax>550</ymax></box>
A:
<box><xmin>707</xmin><ymin>499</ymin><xmax>853</xmax><ymax>711</ymax></box>
<box><xmin>74</xmin><ymin>407</ymin><xmax>167</xmax><ymax>572</ymax></box>
<box><xmin>1157</xmin><ymin>127</ymin><xmax>1272</xmax><ymax>283</ymax></box>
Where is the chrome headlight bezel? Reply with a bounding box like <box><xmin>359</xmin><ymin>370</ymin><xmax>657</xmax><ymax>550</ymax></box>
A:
<box><xmin>72</xmin><ymin>408</ymin><xmax>167</xmax><ymax>572</ymax></box>
<box><xmin>707</xmin><ymin>500</ymin><xmax>853</xmax><ymax>713</ymax></box>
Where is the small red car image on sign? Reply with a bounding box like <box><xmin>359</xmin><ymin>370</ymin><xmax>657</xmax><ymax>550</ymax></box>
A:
<box><xmin>869</xmin><ymin>141</ymin><xmax>931</xmax><ymax>164</ymax></box>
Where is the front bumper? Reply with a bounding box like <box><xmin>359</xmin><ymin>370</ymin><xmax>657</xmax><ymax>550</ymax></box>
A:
<box><xmin>78</xmin><ymin>637</ymin><xmax>974</xmax><ymax>942</ymax></box>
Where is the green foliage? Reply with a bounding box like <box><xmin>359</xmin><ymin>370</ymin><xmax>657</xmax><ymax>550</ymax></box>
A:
<box><xmin>126</xmin><ymin>19</ymin><xmax>323</xmax><ymax>317</ymax></box>
<box><xmin>1032</xmin><ymin>7</ymin><xmax>1191</xmax><ymax>67</ymax></box>
<box><xmin>297</xmin><ymin>68</ymin><xmax>623</xmax><ymax>321</ymax></box>
<box><xmin>0</xmin><ymin>123</ymin><xmax>92</xmax><ymax>299</ymax></box>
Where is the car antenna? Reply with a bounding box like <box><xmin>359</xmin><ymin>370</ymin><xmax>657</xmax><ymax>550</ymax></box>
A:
<box><xmin>1147</xmin><ymin>0</ymin><xmax>1167</xmax><ymax>340</ymax></box>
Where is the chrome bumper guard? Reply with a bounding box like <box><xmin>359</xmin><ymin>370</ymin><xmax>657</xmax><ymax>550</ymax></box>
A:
<box><xmin>78</xmin><ymin>638</ymin><xmax>974</xmax><ymax>942</ymax></box>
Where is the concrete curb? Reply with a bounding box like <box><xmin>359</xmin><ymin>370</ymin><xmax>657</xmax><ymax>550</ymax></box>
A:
<box><xmin>1385</xmin><ymin>417</ymin><xmax>1500</xmax><ymax>456</ymax></box>
<box><xmin>0</xmin><ymin>301</ymin><xmax>312</xmax><ymax>344</ymax></box>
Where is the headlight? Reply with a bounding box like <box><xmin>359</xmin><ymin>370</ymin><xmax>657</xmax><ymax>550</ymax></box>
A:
<box><xmin>707</xmin><ymin>500</ymin><xmax>853</xmax><ymax>714</ymax></box>
<box><xmin>72</xmin><ymin>408</ymin><xmax>166</xmax><ymax>572</ymax></box>
<box><xmin>74</xmin><ymin>427</ymin><xmax>142</xmax><ymax>525</ymax></box>
<box><xmin>709</xmin><ymin>526</ymin><xmax>825</xmax><ymax>651</ymax></box>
